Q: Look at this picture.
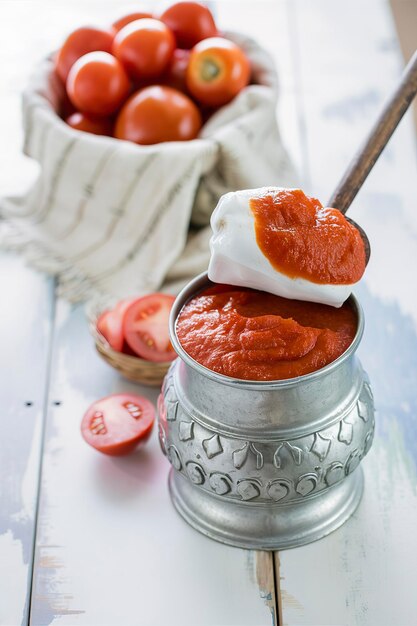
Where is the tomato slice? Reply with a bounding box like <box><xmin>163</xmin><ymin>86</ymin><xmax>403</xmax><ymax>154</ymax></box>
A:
<box><xmin>96</xmin><ymin>299</ymin><xmax>135</xmax><ymax>352</ymax></box>
<box><xmin>81</xmin><ymin>393</ymin><xmax>155</xmax><ymax>455</ymax></box>
<box><xmin>121</xmin><ymin>340</ymin><xmax>138</xmax><ymax>356</ymax></box>
<box><xmin>123</xmin><ymin>294</ymin><xmax>176</xmax><ymax>362</ymax></box>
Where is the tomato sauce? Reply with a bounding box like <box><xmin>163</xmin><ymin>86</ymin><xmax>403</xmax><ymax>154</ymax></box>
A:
<box><xmin>249</xmin><ymin>188</ymin><xmax>366</xmax><ymax>284</ymax></box>
<box><xmin>176</xmin><ymin>284</ymin><xmax>357</xmax><ymax>381</ymax></box>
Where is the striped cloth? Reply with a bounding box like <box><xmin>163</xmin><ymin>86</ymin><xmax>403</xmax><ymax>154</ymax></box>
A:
<box><xmin>0</xmin><ymin>32</ymin><xmax>296</xmax><ymax>302</ymax></box>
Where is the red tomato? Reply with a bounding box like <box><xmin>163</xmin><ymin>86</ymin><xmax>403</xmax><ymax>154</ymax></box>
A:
<box><xmin>112</xmin><ymin>18</ymin><xmax>175</xmax><ymax>80</ymax></box>
<box><xmin>60</xmin><ymin>91</ymin><xmax>76</xmax><ymax>119</ymax></box>
<box><xmin>200</xmin><ymin>103</ymin><xmax>218</xmax><ymax>124</ymax></box>
<box><xmin>66</xmin><ymin>112</ymin><xmax>113</xmax><ymax>135</ymax></box>
<box><xmin>112</xmin><ymin>11</ymin><xmax>153</xmax><ymax>34</ymax></box>
<box><xmin>115</xmin><ymin>85</ymin><xmax>201</xmax><ymax>144</ymax></box>
<box><xmin>162</xmin><ymin>48</ymin><xmax>190</xmax><ymax>92</ymax></box>
<box><xmin>97</xmin><ymin>299</ymin><xmax>135</xmax><ymax>352</ymax></box>
<box><xmin>123</xmin><ymin>294</ymin><xmax>177</xmax><ymax>362</ymax></box>
<box><xmin>160</xmin><ymin>2</ymin><xmax>217</xmax><ymax>49</ymax></box>
<box><xmin>186</xmin><ymin>37</ymin><xmax>250</xmax><ymax>106</ymax></box>
<box><xmin>121</xmin><ymin>341</ymin><xmax>139</xmax><ymax>356</ymax></box>
<box><xmin>67</xmin><ymin>51</ymin><xmax>130</xmax><ymax>116</ymax></box>
<box><xmin>55</xmin><ymin>26</ymin><xmax>113</xmax><ymax>83</ymax></box>
<box><xmin>81</xmin><ymin>393</ymin><xmax>155</xmax><ymax>455</ymax></box>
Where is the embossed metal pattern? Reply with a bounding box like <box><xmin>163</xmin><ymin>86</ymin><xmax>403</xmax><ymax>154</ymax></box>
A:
<box><xmin>159</xmin><ymin>363</ymin><xmax>375</xmax><ymax>505</ymax></box>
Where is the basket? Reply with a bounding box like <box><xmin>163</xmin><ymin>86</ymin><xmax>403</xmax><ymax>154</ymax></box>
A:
<box><xmin>0</xmin><ymin>31</ymin><xmax>296</xmax><ymax>305</ymax></box>
<box><xmin>87</xmin><ymin>299</ymin><xmax>172</xmax><ymax>387</ymax></box>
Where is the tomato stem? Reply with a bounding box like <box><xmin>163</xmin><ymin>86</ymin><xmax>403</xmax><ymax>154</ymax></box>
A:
<box><xmin>201</xmin><ymin>59</ymin><xmax>220</xmax><ymax>82</ymax></box>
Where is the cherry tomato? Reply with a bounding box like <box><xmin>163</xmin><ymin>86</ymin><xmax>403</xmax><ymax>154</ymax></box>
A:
<box><xmin>162</xmin><ymin>48</ymin><xmax>190</xmax><ymax>93</ymax></box>
<box><xmin>115</xmin><ymin>85</ymin><xmax>201</xmax><ymax>145</ymax></box>
<box><xmin>123</xmin><ymin>294</ymin><xmax>177</xmax><ymax>362</ymax></box>
<box><xmin>81</xmin><ymin>393</ymin><xmax>155</xmax><ymax>456</ymax></box>
<box><xmin>160</xmin><ymin>2</ymin><xmax>217</xmax><ymax>49</ymax></box>
<box><xmin>97</xmin><ymin>299</ymin><xmax>135</xmax><ymax>352</ymax></box>
<box><xmin>186</xmin><ymin>37</ymin><xmax>250</xmax><ymax>106</ymax></box>
<box><xmin>67</xmin><ymin>51</ymin><xmax>130</xmax><ymax>116</ymax></box>
<box><xmin>66</xmin><ymin>112</ymin><xmax>113</xmax><ymax>136</ymax></box>
<box><xmin>55</xmin><ymin>26</ymin><xmax>113</xmax><ymax>83</ymax></box>
<box><xmin>112</xmin><ymin>11</ymin><xmax>153</xmax><ymax>34</ymax></box>
<box><xmin>112</xmin><ymin>18</ymin><xmax>175</xmax><ymax>80</ymax></box>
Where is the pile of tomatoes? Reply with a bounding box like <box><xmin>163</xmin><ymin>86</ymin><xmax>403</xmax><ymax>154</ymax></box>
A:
<box><xmin>97</xmin><ymin>293</ymin><xmax>177</xmax><ymax>362</ymax></box>
<box><xmin>55</xmin><ymin>2</ymin><xmax>251</xmax><ymax>144</ymax></box>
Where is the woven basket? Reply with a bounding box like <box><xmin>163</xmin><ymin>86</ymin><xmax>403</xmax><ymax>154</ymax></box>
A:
<box><xmin>87</xmin><ymin>299</ymin><xmax>172</xmax><ymax>387</ymax></box>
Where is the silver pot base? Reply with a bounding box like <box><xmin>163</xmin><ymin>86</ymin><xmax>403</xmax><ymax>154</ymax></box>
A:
<box><xmin>169</xmin><ymin>467</ymin><xmax>364</xmax><ymax>550</ymax></box>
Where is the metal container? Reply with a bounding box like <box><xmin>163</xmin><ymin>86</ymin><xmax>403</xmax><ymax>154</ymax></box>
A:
<box><xmin>158</xmin><ymin>273</ymin><xmax>375</xmax><ymax>550</ymax></box>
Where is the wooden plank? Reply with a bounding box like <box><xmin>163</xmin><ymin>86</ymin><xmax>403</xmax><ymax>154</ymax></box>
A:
<box><xmin>29</xmin><ymin>300</ymin><xmax>275</xmax><ymax>625</ymax></box>
<box><xmin>277</xmin><ymin>1</ymin><xmax>417</xmax><ymax>624</ymax></box>
<box><xmin>385</xmin><ymin>0</ymin><xmax>417</xmax><ymax>130</ymax></box>
<box><xmin>0</xmin><ymin>0</ymin><xmax>290</xmax><ymax>624</ymax></box>
<box><xmin>0</xmin><ymin>253</ymin><xmax>54</xmax><ymax>626</ymax></box>
<box><xmin>22</xmin><ymin>1</ymin><xmax>298</xmax><ymax>624</ymax></box>
<box><xmin>0</xmin><ymin>3</ymin><xmax>63</xmax><ymax>622</ymax></box>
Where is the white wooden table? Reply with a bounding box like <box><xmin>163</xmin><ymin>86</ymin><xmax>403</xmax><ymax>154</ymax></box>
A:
<box><xmin>1</xmin><ymin>1</ymin><xmax>417</xmax><ymax>624</ymax></box>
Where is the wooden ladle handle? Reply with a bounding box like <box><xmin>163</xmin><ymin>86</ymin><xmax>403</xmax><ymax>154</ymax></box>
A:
<box><xmin>328</xmin><ymin>49</ymin><xmax>417</xmax><ymax>214</ymax></box>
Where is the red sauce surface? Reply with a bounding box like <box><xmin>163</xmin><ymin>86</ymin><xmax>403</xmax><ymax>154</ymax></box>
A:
<box><xmin>176</xmin><ymin>284</ymin><xmax>357</xmax><ymax>381</ymax></box>
<box><xmin>250</xmin><ymin>188</ymin><xmax>366</xmax><ymax>284</ymax></box>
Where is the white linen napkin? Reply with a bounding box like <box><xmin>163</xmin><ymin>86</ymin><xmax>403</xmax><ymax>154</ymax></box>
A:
<box><xmin>0</xmin><ymin>31</ymin><xmax>297</xmax><ymax>302</ymax></box>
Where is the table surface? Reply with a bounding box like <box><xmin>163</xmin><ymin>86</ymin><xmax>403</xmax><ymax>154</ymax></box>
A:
<box><xmin>1</xmin><ymin>1</ymin><xmax>417</xmax><ymax>625</ymax></box>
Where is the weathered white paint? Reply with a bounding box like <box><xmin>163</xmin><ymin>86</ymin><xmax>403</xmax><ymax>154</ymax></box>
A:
<box><xmin>20</xmin><ymin>421</ymin><xmax>43</xmax><ymax>522</ymax></box>
<box><xmin>278</xmin><ymin>1</ymin><xmax>417</xmax><ymax>624</ymax></box>
<box><xmin>12</xmin><ymin>2</ymin><xmax>293</xmax><ymax>624</ymax></box>
<box><xmin>0</xmin><ymin>531</ymin><xmax>29</xmax><ymax>626</ymax></box>
<box><xmin>2</xmin><ymin>0</ymin><xmax>417</xmax><ymax>624</ymax></box>
<box><xmin>277</xmin><ymin>425</ymin><xmax>417</xmax><ymax>626</ymax></box>
<box><xmin>0</xmin><ymin>2</ymin><xmax>279</xmax><ymax>624</ymax></box>
<box><xmin>360</xmin><ymin>202</ymin><xmax>417</xmax><ymax>328</ymax></box>
<box><xmin>0</xmin><ymin>252</ymin><xmax>54</xmax><ymax>626</ymax></box>
<box><xmin>29</xmin><ymin>301</ymin><xmax>274</xmax><ymax>625</ymax></box>
<box><xmin>0</xmin><ymin>422</ymin><xmax>42</xmax><ymax>624</ymax></box>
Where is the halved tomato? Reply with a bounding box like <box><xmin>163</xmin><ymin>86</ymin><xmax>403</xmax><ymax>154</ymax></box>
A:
<box><xmin>123</xmin><ymin>294</ymin><xmax>176</xmax><ymax>362</ymax></box>
<box><xmin>81</xmin><ymin>393</ymin><xmax>155</xmax><ymax>455</ymax></box>
<box><xmin>97</xmin><ymin>299</ymin><xmax>134</xmax><ymax>352</ymax></box>
<box><xmin>121</xmin><ymin>340</ymin><xmax>138</xmax><ymax>356</ymax></box>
